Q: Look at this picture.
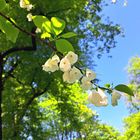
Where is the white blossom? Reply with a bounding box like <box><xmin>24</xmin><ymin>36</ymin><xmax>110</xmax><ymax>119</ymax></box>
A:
<box><xmin>63</xmin><ymin>67</ymin><xmax>82</xmax><ymax>83</ymax></box>
<box><xmin>111</xmin><ymin>90</ymin><xmax>121</xmax><ymax>106</ymax></box>
<box><xmin>88</xmin><ymin>88</ymin><xmax>108</xmax><ymax>107</ymax></box>
<box><xmin>27</xmin><ymin>13</ymin><xmax>32</xmax><ymax>22</ymax></box>
<box><xmin>59</xmin><ymin>57</ymin><xmax>71</xmax><ymax>72</ymax></box>
<box><xmin>65</xmin><ymin>51</ymin><xmax>78</xmax><ymax>65</ymax></box>
<box><xmin>20</xmin><ymin>0</ymin><xmax>27</xmax><ymax>8</ymax></box>
<box><xmin>35</xmin><ymin>28</ymin><xmax>41</xmax><ymax>33</ymax></box>
<box><xmin>63</xmin><ymin>71</ymin><xmax>70</xmax><ymax>83</ymax></box>
<box><xmin>86</xmin><ymin>69</ymin><xmax>96</xmax><ymax>81</ymax></box>
<box><xmin>19</xmin><ymin>0</ymin><xmax>33</xmax><ymax>11</ymax></box>
<box><xmin>69</xmin><ymin>67</ymin><xmax>82</xmax><ymax>82</ymax></box>
<box><xmin>26</xmin><ymin>4</ymin><xmax>33</xmax><ymax>11</ymax></box>
<box><xmin>42</xmin><ymin>55</ymin><xmax>60</xmax><ymax>72</ymax></box>
<box><xmin>52</xmin><ymin>54</ymin><xmax>60</xmax><ymax>63</ymax></box>
<box><xmin>81</xmin><ymin>77</ymin><xmax>92</xmax><ymax>90</ymax></box>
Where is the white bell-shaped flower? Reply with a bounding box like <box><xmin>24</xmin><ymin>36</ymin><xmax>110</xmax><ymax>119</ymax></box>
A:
<box><xmin>88</xmin><ymin>88</ymin><xmax>108</xmax><ymax>107</ymax></box>
<box><xmin>86</xmin><ymin>69</ymin><xmax>96</xmax><ymax>81</ymax></box>
<box><xmin>19</xmin><ymin>0</ymin><xmax>33</xmax><ymax>11</ymax></box>
<box><xmin>111</xmin><ymin>90</ymin><xmax>121</xmax><ymax>106</ymax></box>
<box><xmin>27</xmin><ymin>13</ymin><xmax>32</xmax><ymax>22</ymax></box>
<box><xmin>63</xmin><ymin>67</ymin><xmax>82</xmax><ymax>83</ymax></box>
<box><xmin>26</xmin><ymin>4</ymin><xmax>33</xmax><ymax>11</ymax></box>
<box><xmin>81</xmin><ymin>77</ymin><xmax>92</xmax><ymax>90</ymax></box>
<box><xmin>20</xmin><ymin>0</ymin><xmax>27</xmax><ymax>8</ymax></box>
<box><xmin>59</xmin><ymin>57</ymin><xmax>71</xmax><ymax>72</ymax></box>
<box><xmin>42</xmin><ymin>55</ymin><xmax>60</xmax><ymax>72</ymax></box>
<box><xmin>52</xmin><ymin>54</ymin><xmax>60</xmax><ymax>63</ymax></box>
<box><xmin>63</xmin><ymin>71</ymin><xmax>70</xmax><ymax>83</ymax></box>
<box><xmin>65</xmin><ymin>51</ymin><xmax>78</xmax><ymax>65</ymax></box>
<box><xmin>69</xmin><ymin>67</ymin><xmax>82</xmax><ymax>82</ymax></box>
<box><xmin>35</xmin><ymin>28</ymin><xmax>41</xmax><ymax>33</ymax></box>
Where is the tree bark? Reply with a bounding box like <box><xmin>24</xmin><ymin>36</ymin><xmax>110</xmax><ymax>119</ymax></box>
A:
<box><xmin>0</xmin><ymin>54</ymin><xmax>3</xmax><ymax>140</ymax></box>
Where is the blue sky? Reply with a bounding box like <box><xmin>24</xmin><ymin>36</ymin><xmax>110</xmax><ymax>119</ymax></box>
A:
<box><xmin>91</xmin><ymin>0</ymin><xmax>140</xmax><ymax>131</ymax></box>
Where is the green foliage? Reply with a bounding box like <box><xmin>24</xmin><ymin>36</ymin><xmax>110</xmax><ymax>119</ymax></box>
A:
<box><xmin>51</xmin><ymin>17</ymin><xmax>65</xmax><ymax>35</ymax></box>
<box><xmin>60</xmin><ymin>32</ymin><xmax>77</xmax><ymax>38</ymax></box>
<box><xmin>33</xmin><ymin>16</ymin><xmax>66</xmax><ymax>38</ymax></box>
<box><xmin>127</xmin><ymin>56</ymin><xmax>140</xmax><ymax>75</ymax></box>
<box><xmin>55</xmin><ymin>39</ymin><xmax>74</xmax><ymax>54</ymax></box>
<box><xmin>126</xmin><ymin>56</ymin><xmax>140</xmax><ymax>111</ymax></box>
<box><xmin>79</xmin><ymin>117</ymin><xmax>120</xmax><ymax>140</ymax></box>
<box><xmin>119</xmin><ymin>112</ymin><xmax>140</xmax><ymax>140</ymax></box>
<box><xmin>114</xmin><ymin>84</ymin><xmax>134</xmax><ymax>96</ymax></box>
<box><xmin>0</xmin><ymin>0</ymin><xmax>6</xmax><ymax>11</ymax></box>
<box><xmin>33</xmin><ymin>15</ymin><xmax>52</xmax><ymax>38</ymax></box>
<box><xmin>0</xmin><ymin>17</ymin><xmax>19</xmax><ymax>43</ymax></box>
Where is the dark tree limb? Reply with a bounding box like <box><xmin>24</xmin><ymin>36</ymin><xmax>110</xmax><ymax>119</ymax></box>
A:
<box><xmin>18</xmin><ymin>86</ymin><xmax>49</xmax><ymax>123</ymax></box>
<box><xmin>0</xmin><ymin>12</ymin><xmax>35</xmax><ymax>37</ymax></box>
<box><xmin>0</xmin><ymin>12</ymin><xmax>57</xmax><ymax>54</ymax></box>
<box><xmin>2</xmin><ymin>28</ymin><xmax>37</xmax><ymax>58</ymax></box>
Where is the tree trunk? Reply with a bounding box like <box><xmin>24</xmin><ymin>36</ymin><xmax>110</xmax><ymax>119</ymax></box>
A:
<box><xmin>0</xmin><ymin>55</ymin><xmax>3</xmax><ymax>140</ymax></box>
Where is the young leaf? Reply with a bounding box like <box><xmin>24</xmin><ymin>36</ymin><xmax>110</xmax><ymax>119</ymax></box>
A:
<box><xmin>104</xmin><ymin>83</ymin><xmax>111</xmax><ymax>88</ymax></box>
<box><xmin>33</xmin><ymin>16</ymin><xmax>52</xmax><ymax>33</ymax></box>
<box><xmin>60</xmin><ymin>32</ymin><xmax>77</xmax><ymax>38</ymax></box>
<box><xmin>41</xmin><ymin>32</ymin><xmax>51</xmax><ymax>39</ymax></box>
<box><xmin>114</xmin><ymin>84</ymin><xmax>134</xmax><ymax>96</ymax></box>
<box><xmin>0</xmin><ymin>17</ymin><xmax>19</xmax><ymax>43</ymax></box>
<box><xmin>0</xmin><ymin>0</ymin><xmax>6</xmax><ymax>11</ymax></box>
<box><xmin>51</xmin><ymin>17</ymin><xmax>65</xmax><ymax>35</ymax></box>
<box><xmin>55</xmin><ymin>39</ymin><xmax>74</xmax><ymax>54</ymax></box>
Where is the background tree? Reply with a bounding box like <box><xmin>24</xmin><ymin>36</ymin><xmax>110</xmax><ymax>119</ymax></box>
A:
<box><xmin>119</xmin><ymin>112</ymin><xmax>140</xmax><ymax>140</ymax></box>
<box><xmin>126</xmin><ymin>56</ymin><xmax>140</xmax><ymax>112</ymax></box>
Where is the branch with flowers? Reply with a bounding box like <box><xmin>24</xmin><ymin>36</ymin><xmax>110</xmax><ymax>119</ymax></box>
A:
<box><xmin>0</xmin><ymin>0</ymin><xmax>133</xmax><ymax>108</ymax></box>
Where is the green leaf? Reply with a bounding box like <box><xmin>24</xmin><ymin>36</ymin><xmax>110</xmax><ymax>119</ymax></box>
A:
<box><xmin>0</xmin><ymin>17</ymin><xmax>19</xmax><ymax>43</ymax></box>
<box><xmin>104</xmin><ymin>83</ymin><xmax>111</xmax><ymax>88</ymax></box>
<box><xmin>60</xmin><ymin>32</ymin><xmax>77</xmax><ymax>38</ymax></box>
<box><xmin>55</xmin><ymin>39</ymin><xmax>74</xmax><ymax>54</ymax></box>
<box><xmin>114</xmin><ymin>84</ymin><xmax>134</xmax><ymax>96</ymax></box>
<box><xmin>41</xmin><ymin>32</ymin><xmax>51</xmax><ymax>39</ymax></box>
<box><xmin>0</xmin><ymin>0</ymin><xmax>6</xmax><ymax>11</ymax></box>
<box><xmin>51</xmin><ymin>17</ymin><xmax>65</xmax><ymax>36</ymax></box>
<box><xmin>33</xmin><ymin>15</ymin><xmax>52</xmax><ymax>33</ymax></box>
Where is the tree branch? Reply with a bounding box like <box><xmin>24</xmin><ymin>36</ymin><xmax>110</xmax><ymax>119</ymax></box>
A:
<box><xmin>0</xmin><ymin>12</ymin><xmax>35</xmax><ymax>37</ymax></box>
<box><xmin>0</xmin><ymin>12</ymin><xmax>57</xmax><ymax>54</ymax></box>
<box><xmin>2</xmin><ymin>28</ymin><xmax>37</xmax><ymax>58</ymax></box>
<box><xmin>18</xmin><ymin>86</ymin><xmax>49</xmax><ymax>122</ymax></box>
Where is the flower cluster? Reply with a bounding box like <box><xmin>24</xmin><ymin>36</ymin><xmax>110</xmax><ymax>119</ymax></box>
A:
<box><xmin>42</xmin><ymin>51</ymin><xmax>121</xmax><ymax>107</ymax></box>
<box><xmin>20</xmin><ymin>0</ymin><xmax>33</xmax><ymax>11</ymax></box>
<box><xmin>42</xmin><ymin>52</ymin><xmax>96</xmax><ymax>87</ymax></box>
